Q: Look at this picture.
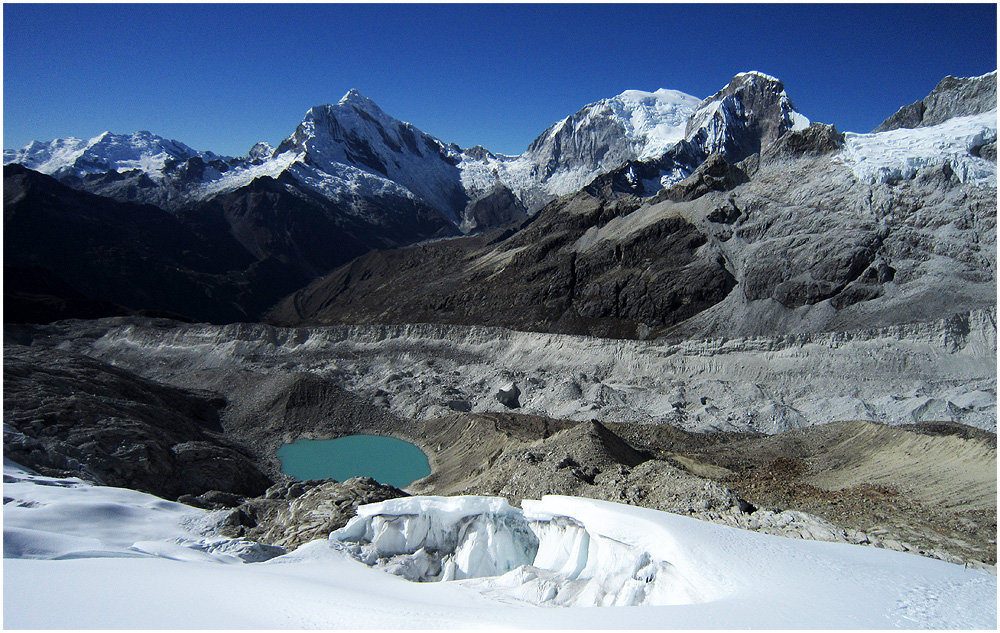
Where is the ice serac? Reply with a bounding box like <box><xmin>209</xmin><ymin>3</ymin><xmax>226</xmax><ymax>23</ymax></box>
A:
<box><xmin>836</xmin><ymin>71</ymin><xmax>997</xmax><ymax>186</ymax></box>
<box><xmin>331</xmin><ymin>496</ymin><xmax>538</xmax><ymax>582</ymax></box>
<box><xmin>838</xmin><ymin>110</ymin><xmax>997</xmax><ymax>185</ymax></box>
<box><xmin>330</xmin><ymin>495</ymin><xmax>704</xmax><ymax>607</ymax></box>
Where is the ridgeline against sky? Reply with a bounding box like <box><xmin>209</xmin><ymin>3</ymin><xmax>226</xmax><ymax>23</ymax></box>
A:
<box><xmin>4</xmin><ymin>3</ymin><xmax>997</xmax><ymax>158</ymax></box>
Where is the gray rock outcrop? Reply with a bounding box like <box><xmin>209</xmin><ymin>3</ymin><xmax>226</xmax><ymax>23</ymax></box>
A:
<box><xmin>873</xmin><ymin>70</ymin><xmax>997</xmax><ymax>132</ymax></box>
<box><xmin>216</xmin><ymin>476</ymin><xmax>408</xmax><ymax>550</ymax></box>
<box><xmin>496</xmin><ymin>383</ymin><xmax>522</xmax><ymax>409</ymax></box>
<box><xmin>462</xmin><ymin>183</ymin><xmax>528</xmax><ymax>233</ymax></box>
<box><xmin>761</xmin><ymin>122</ymin><xmax>845</xmax><ymax>160</ymax></box>
<box><xmin>3</xmin><ymin>344</ymin><xmax>272</xmax><ymax>499</ymax></box>
<box><xmin>658</xmin><ymin>152</ymin><xmax>739</xmax><ymax>202</ymax></box>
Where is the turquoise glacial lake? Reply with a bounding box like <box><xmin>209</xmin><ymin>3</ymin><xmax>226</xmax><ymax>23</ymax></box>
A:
<box><xmin>275</xmin><ymin>435</ymin><xmax>431</xmax><ymax>488</ymax></box>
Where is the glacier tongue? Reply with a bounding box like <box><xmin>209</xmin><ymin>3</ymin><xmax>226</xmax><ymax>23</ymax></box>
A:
<box><xmin>330</xmin><ymin>495</ymin><xmax>703</xmax><ymax>607</ymax></box>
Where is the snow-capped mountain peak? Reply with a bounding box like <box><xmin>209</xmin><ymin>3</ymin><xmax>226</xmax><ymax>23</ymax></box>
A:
<box><xmin>685</xmin><ymin>70</ymin><xmax>809</xmax><ymax>162</ymax></box>
<box><xmin>3</xmin><ymin>130</ymin><xmax>226</xmax><ymax>181</ymax></box>
<box><xmin>271</xmin><ymin>94</ymin><xmax>467</xmax><ymax>222</ymax></box>
<box><xmin>246</xmin><ymin>141</ymin><xmax>275</xmax><ymax>163</ymax></box>
<box><xmin>338</xmin><ymin>87</ymin><xmax>382</xmax><ymax>112</ymax></box>
<box><xmin>524</xmin><ymin>87</ymin><xmax>700</xmax><ymax>161</ymax></box>
<box><xmin>466</xmin><ymin>85</ymin><xmax>704</xmax><ymax>211</ymax></box>
<box><xmin>3</xmin><ymin>70</ymin><xmax>893</xmax><ymax>237</ymax></box>
<box><xmin>732</xmin><ymin>69</ymin><xmax>781</xmax><ymax>83</ymax></box>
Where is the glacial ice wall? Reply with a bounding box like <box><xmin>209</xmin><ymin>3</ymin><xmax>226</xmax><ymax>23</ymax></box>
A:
<box><xmin>838</xmin><ymin>110</ymin><xmax>997</xmax><ymax>186</ymax></box>
<box><xmin>331</xmin><ymin>496</ymin><xmax>538</xmax><ymax>582</ymax></box>
<box><xmin>330</xmin><ymin>496</ymin><xmax>704</xmax><ymax>607</ymax></box>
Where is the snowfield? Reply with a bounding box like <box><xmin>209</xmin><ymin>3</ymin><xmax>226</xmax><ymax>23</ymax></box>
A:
<box><xmin>4</xmin><ymin>459</ymin><xmax>995</xmax><ymax>629</ymax></box>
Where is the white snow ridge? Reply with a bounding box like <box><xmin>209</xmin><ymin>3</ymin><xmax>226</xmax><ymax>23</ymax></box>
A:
<box><xmin>3</xmin><ymin>460</ymin><xmax>995</xmax><ymax>629</ymax></box>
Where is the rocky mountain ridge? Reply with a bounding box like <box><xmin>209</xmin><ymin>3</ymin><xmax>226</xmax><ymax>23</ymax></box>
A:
<box><xmin>270</xmin><ymin>72</ymin><xmax>996</xmax><ymax>342</ymax></box>
<box><xmin>4</xmin><ymin>69</ymin><xmax>995</xmax><ymax>332</ymax></box>
<box><xmin>874</xmin><ymin>70</ymin><xmax>997</xmax><ymax>133</ymax></box>
<box><xmin>3</xmin><ymin>163</ymin><xmax>455</xmax><ymax>324</ymax></box>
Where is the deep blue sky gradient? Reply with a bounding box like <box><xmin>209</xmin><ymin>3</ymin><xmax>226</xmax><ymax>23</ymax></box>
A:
<box><xmin>4</xmin><ymin>3</ymin><xmax>997</xmax><ymax>157</ymax></box>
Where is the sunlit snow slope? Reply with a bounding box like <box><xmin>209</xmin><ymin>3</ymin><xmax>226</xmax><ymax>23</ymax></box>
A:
<box><xmin>3</xmin><ymin>459</ymin><xmax>994</xmax><ymax>629</ymax></box>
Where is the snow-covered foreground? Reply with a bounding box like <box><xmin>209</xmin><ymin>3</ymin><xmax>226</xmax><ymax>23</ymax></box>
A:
<box><xmin>4</xmin><ymin>459</ymin><xmax>995</xmax><ymax>629</ymax></box>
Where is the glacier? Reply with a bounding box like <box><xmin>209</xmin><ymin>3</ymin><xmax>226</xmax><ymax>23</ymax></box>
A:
<box><xmin>3</xmin><ymin>458</ymin><xmax>996</xmax><ymax>628</ymax></box>
<box><xmin>61</xmin><ymin>312</ymin><xmax>996</xmax><ymax>434</ymax></box>
<box><xmin>837</xmin><ymin>109</ymin><xmax>998</xmax><ymax>185</ymax></box>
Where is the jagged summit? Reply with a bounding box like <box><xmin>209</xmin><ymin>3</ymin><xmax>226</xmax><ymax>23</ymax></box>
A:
<box><xmin>733</xmin><ymin>70</ymin><xmax>781</xmax><ymax>83</ymax></box>
<box><xmin>685</xmin><ymin>69</ymin><xmax>809</xmax><ymax>163</ymax></box>
<box><xmin>271</xmin><ymin>90</ymin><xmax>467</xmax><ymax>223</ymax></box>
<box><xmin>338</xmin><ymin>87</ymin><xmax>379</xmax><ymax>109</ymax></box>
<box><xmin>246</xmin><ymin>141</ymin><xmax>274</xmax><ymax>163</ymax></box>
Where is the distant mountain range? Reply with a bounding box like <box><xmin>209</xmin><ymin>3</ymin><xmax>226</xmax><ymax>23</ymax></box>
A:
<box><xmin>3</xmin><ymin>72</ymin><xmax>806</xmax><ymax>232</ymax></box>
<box><xmin>4</xmin><ymin>70</ymin><xmax>996</xmax><ymax>331</ymax></box>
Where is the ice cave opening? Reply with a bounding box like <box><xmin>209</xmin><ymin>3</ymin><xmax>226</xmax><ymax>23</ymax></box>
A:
<box><xmin>329</xmin><ymin>496</ymin><xmax>705</xmax><ymax>607</ymax></box>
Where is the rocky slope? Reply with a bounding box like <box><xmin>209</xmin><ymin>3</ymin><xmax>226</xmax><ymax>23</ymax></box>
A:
<box><xmin>3</xmin><ymin>344</ymin><xmax>272</xmax><ymax>499</ymax></box>
<box><xmin>405</xmin><ymin>413</ymin><xmax>995</xmax><ymax>567</ymax></box>
<box><xmin>3</xmin><ymin>164</ymin><xmax>280</xmax><ymax>324</ymax></box>
<box><xmin>2</xmin><ymin>163</ymin><xmax>455</xmax><ymax>323</ymax></box>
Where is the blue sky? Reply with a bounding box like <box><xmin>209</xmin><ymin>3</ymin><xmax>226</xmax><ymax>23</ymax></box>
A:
<box><xmin>4</xmin><ymin>3</ymin><xmax>997</xmax><ymax>157</ymax></box>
